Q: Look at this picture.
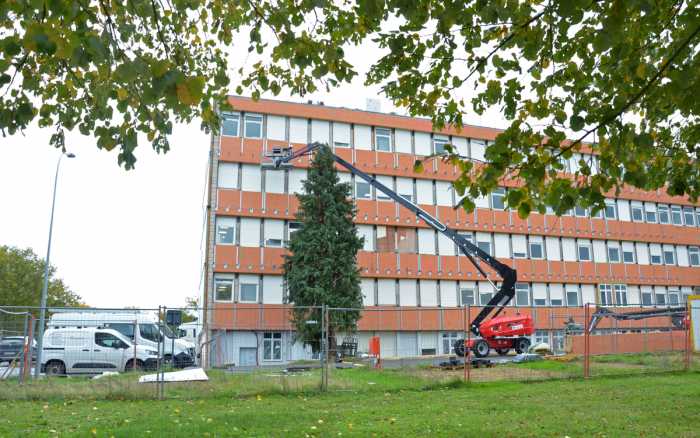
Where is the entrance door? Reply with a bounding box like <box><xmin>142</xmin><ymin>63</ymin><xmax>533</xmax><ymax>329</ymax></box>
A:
<box><xmin>239</xmin><ymin>347</ymin><xmax>257</xmax><ymax>366</ymax></box>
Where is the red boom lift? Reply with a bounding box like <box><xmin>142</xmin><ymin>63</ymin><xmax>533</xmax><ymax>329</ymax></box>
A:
<box><xmin>263</xmin><ymin>143</ymin><xmax>533</xmax><ymax>359</ymax></box>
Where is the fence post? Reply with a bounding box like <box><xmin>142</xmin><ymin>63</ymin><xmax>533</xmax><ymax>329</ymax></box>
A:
<box><xmin>685</xmin><ymin>301</ymin><xmax>691</xmax><ymax>371</ymax></box>
<box><xmin>463</xmin><ymin>304</ymin><xmax>467</xmax><ymax>382</ymax></box>
<box><xmin>466</xmin><ymin>304</ymin><xmax>471</xmax><ymax>383</ymax></box>
<box><xmin>324</xmin><ymin>305</ymin><xmax>329</xmax><ymax>391</ymax></box>
<box><xmin>584</xmin><ymin>303</ymin><xmax>590</xmax><ymax>379</ymax></box>
<box><xmin>320</xmin><ymin>305</ymin><xmax>326</xmax><ymax>392</ymax></box>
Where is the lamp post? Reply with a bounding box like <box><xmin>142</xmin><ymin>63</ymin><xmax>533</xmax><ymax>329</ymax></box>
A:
<box><xmin>34</xmin><ymin>152</ymin><xmax>76</xmax><ymax>378</ymax></box>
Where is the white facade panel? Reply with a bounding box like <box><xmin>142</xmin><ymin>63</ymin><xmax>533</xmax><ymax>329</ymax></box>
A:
<box><xmin>581</xmin><ymin>284</ymin><xmax>596</xmax><ymax>305</ymax></box>
<box><xmin>617</xmin><ymin>199</ymin><xmax>631</xmax><ymax>221</ymax></box>
<box><xmin>436</xmin><ymin>181</ymin><xmax>453</xmax><ymax>206</ymax></box>
<box><xmin>545</xmin><ymin>237</ymin><xmax>561</xmax><ymax>261</ymax></box>
<box><xmin>361</xmin><ymin>279</ymin><xmax>375</xmax><ymax>306</ymax></box>
<box><xmin>420</xmin><ymin>280</ymin><xmax>438</xmax><ymax>307</ymax></box>
<box><xmin>451</xmin><ymin>137</ymin><xmax>469</xmax><ymax>157</ymax></box>
<box><xmin>398</xmin><ymin>279</ymin><xmax>417</xmax><ymax>306</ymax></box>
<box><xmin>395</xmin><ymin>129</ymin><xmax>412</xmax><ymax>153</ymax></box>
<box><xmin>263</xmin><ymin>219</ymin><xmax>284</xmax><ymax>247</ymax></box>
<box><xmin>627</xmin><ymin>285</ymin><xmax>640</xmax><ymax>306</ymax></box>
<box><xmin>354</xmin><ymin>125</ymin><xmax>372</xmax><ymax>150</ymax></box>
<box><xmin>677</xmin><ymin>245</ymin><xmax>689</xmax><ymax>267</ymax></box>
<box><xmin>357</xmin><ymin>225</ymin><xmax>374</xmax><ymax>251</ymax></box>
<box><xmin>241</xmin><ymin>164</ymin><xmax>262</xmax><ymax>192</ymax></box>
<box><xmin>494</xmin><ymin>234</ymin><xmax>510</xmax><ymax>258</ymax></box>
<box><xmin>416</xmin><ymin>179</ymin><xmax>434</xmax><ymax>205</ymax></box>
<box><xmin>218</xmin><ymin>163</ymin><xmax>239</xmax><ymax>189</ymax></box>
<box><xmin>377</xmin><ymin>279</ymin><xmax>396</xmax><ymax>305</ymax></box>
<box><xmin>289</xmin><ymin>169</ymin><xmax>307</xmax><ymax>194</ymax></box>
<box><xmin>438</xmin><ymin>232</ymin><xmax>455</xmax><ymax>256</ymax></box>
<box><xmin>635</xmin><ymin>242</ymin><xmax>650</xmax><ymax>265</ymax></box>
<box><xmin>289</xmin><ymin>118</ymin><xmax>308</xmax><ymax>143</ymax></box>
<box><xmin>262</xmin><ymin>276</ymin><xmax>284</xmax><ymax>304</ymax></box>
<box><xmin>332</xmin><ymin>122</ymin><xmax>351</xmax><ymax>147</ymax></box>
<box><xmin>512</xmin><ymin>235</ymin><xmax>527</xmax><ymax>258</ymax></box>
<box><xmin>561</xmin><ymin>238</ymin><xmax>577</xmax><ymax>261</ymax></box>
<box><xmin>593</xmin><ymin>240</ymin><xmax>607</xmax><ymax>263</ymax></box>
<box><xmin>470</xmin><ymin>139</ymin><xmax>486</xmax><ymax>161</ymax></box>
<box><xmin>440</xmin><ymin>281</ymin><xmax>458</xmax><ymax>307</ymax></box>
<box><xmin>266</xmin><ymin>115</ymin><xmax>286</xmax><ymax>141</ymax></box>
<box><xmin>414</xmin><ymin>132</ymin><xmax>431</xmax><ymax>156</ymax></box>
<box><xmin>311</xmin><ymin>119</ymin><xmax>330</xmax><ymax>143</ymax></box>
<box><xmin>264</xmin><ymin>169</ymin><xmax>285</xmax><ymax>194</ymax></box>
<box><xmin>239</xmin><ymin>218</ymin><xmax>261</xmax><ymax>247</ymax></box>
<box><xmin>418</xmin><ymin>229</ymin><xmax>436</xmax><ymax>254</ymax></box>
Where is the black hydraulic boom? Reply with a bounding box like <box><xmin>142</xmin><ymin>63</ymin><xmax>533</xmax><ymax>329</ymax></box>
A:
<box><xmin>588</xmin><ymin>306</ymin><xmax>687</xmax><ymax>332</ymax></box>
<box><xmin>263</xmin><ymin>142</ymin><xmax>517</xmax><ymax>337</ymax></box>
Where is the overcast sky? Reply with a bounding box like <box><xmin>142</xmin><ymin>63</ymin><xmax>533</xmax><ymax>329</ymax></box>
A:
<box><xmin>0</xmin><ymin>39</ymin><xmax>507</xmax><ymax>309</ymax></box>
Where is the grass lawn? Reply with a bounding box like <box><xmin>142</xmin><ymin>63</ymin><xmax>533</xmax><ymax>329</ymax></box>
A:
<box><xmin>1</xmin><ymin>368</ymin><xmax>699</xmax><ymax>437</ymax></box>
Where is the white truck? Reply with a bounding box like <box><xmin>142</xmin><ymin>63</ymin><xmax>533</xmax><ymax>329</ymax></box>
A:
<box><xmin>177</xmin><ymin>321</ymin><xmax>200</xmax><ymax>345</ymax></box>
<box><xmin>48</xmin><ymin>311</ymin><xmax>196</xmax><ymax>367</ymax></box>
<box><xmin>41</xmin><ymin>327</ymin><xmax>159</xmax><ymax>375</ymax></box>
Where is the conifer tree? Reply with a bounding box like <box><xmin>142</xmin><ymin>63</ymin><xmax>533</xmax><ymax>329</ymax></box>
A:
<box><xmin>284</xmin><ymin>146</ymin><xmax>364</xmax><ymax>355</ymax></box>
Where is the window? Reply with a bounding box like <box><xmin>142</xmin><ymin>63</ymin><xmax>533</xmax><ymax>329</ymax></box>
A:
<box><xmin>216</xmin><ymin>217</ymin><xmax>235</xmax><ymax>244</ymax></box>
<box><xmin>287</xmin><ymin>221</ymin><xmax>302</xmax><ymax>240</ymax></box>
<box><xmin>515</xmin><ymin>283</ymin><xmax>529</xmax><ymax>306</ymax></box>
<box><xmin>683</xmin><ymin>207</ymin><xmax>696</xmax><ymax>226</ymax></box>
<box><xmin>241</xmin><ymin>164</ymin><xmax>262</xmax><ymax>191</ymax></box>
<box><xmin>599</xmin><ymin>284</ymin><xmax>613</xmax><ymax>306</ymax></box>
<box><xmin>477</xmin><ymin>237</ymin><xmax>492</xmax><ymax>256</ymax></box>
<box><xmin>460</xmin><ymin>288</ymin><xmax>475</xmax><ymax>306</ymax></box>
<box><xmin>671</xmin><ymin>205</ymin><xmax>683</xmax><ymax>225</ymax></box>
<box><xmin>604</xmin><ymin>200</ymin><xmax>617</xmax><ymax>219</ymax></box>
<box><xmin>658</xmin><ymin>205</ymin><xmax>670</xmax><ymax>224</ymax></box>
<box><xmin>396</xmin><ymin>228</ymin><xmax>417</xmax><ymax>253</ymax></box>
<box><xmin>533</xmin><ymin>330</ymin><xmax>549</xmax><ymax>346</ymax></box>
<box><xmin>105</xmin><ymin>323</ymin><xmax>135</xmax><ymax>340</ymax></box>
<box><xmin>574</xmin><ymin>206</ymin><xmax>587</xmax><ymax>217</ymax></box>
<box><xmin>512</xmin><ymin>235</ymin><xmax>527</xmax><ymax>259</ymax></box>
<box><xmin>663</xmin><ymin>247</ymin><xmax>676</xmax><ymax>265</ymax></box>
<box><xmin>263</xmin><ymin>332</ymin><xmax>282</xmax><ymax>361</ymax></box>
<box><xmin>239</xmin><ymin>281</ymin><xmax>259</xmax><ymax>303</ymax></box>
<box><xmin>622</xmin><ymin>243</ymin><xmax>635</xmax><ymax>263</ymax></box>
<box><xmin>442</xmin><ymin>332</ymin><xmax>461</xmax><ymax>354</ymax></box>
<box><xmin>649</xmin><ymin>244</ymin><xmax>662</xmax><ymax>265</ymax></box>
<box><xmin>529</xmin><ymin>237</ymin><xmax>544</xmax><ymax>259</ymax></box>
<box><xmin>264</xmin><ymin>169</ymin><xmax>285</xmax><ymax>194</ymax></box>
<box><xmin>479</xmin><ymin>287</ymin><xmax>493</xmax><ymax>306</ymax></box>
<box><xmin>140</xmin><ymin>324</ymin><xmax>162</xmax><ymax>342</ymax></box>
<box><xmin>375</xmin><ymin>175</ymin><xmax>393</xmax><ymax>201</ymax></box>
<box><xmin>290</xmin><ymin>118</ymin><xmax>308</xmax><ymax>143</ymax></box>
<box><xmin>397</xmin><ymin>178</ymin><xmax>413</xmax><ymax>203</ymax></box>
<box><xmin>221</xmin><ymin>112</ymin><xmax>240</xmax><ymax>136</ymax></box>
<box><xmin>614</xmin><ymin>284</ymin><xmax>627</xmax><ymax>306</ymax></box>
<box><xmin>656</xmin><ymin>289</ymin><xmax>666</xmax><ymax>306</ymax></box>
<box><xmin>244</xmin><ymin>114</ymin><xmax>263</xmax><ymax>138</ymax></box>
<box><xmin>418</xmin><ymin>229</ymin><xmax>436</xmax><ymax>255</ymax></box>
<box><xmin>696</xmin><ymin>208</ymin><xmax>700</xmax><ymax>228</ymax></box>
<box><xmin>532</xmin><ymin>283</ymin><xmax>547</xmax><ymax>306</ymax></box>
<box><xmin>590</xmin><ymin>207</ymin><xmax>604</xmax><ymax>219</ymax></box>
<box><xmin>239</xmin><ymin>218</ymin><xmax>261</xmax><ymax>247</ymax></box>
<box><xmin>631</xmin><ymin>203</ymin><xmax>644</xmax><ymax>222</ymax></box>
<box><xmin>668</xmin><ymin>289</ymin><xmax>680</xmax><ymax>306</ymax></box>
<box><xmin>566</xmin><ymin>285</ymin><xmax>579</xmax><ymax>307</ymax></box>
<box><xmin>577</xmin><ymin>241</ymin><xmax>592</xmax><ymax>261</ymax></box>
<box><xmin>95</xmin><ymin>332</ymin><xmax>127</xmax><ymax>349</ymax></box>
<box><xmin>355</xmin><ymin>180</ymin><xmax>371</xmax><ymax>199</ymax></box>
<box><xmin>550</xmin><ymin>284</ymin><xmax>563</xmax><ymax>306</ymax></box>
<box><xmin>436</xmin><ymin>181</ymin><xmax>453</xmax><ymax>206</ymax></box>
<box><xmin>645</xmin><ymin>204</ymin><xmax>657</xmax><ymax>223</ymax></box>
<box><xmin>264</xmin><ymin>220</ymin><xmax>284</xmax><ymax>247</ymax></box>
<box><xmin>215</xmin><ymin>278</ymin><xmax>233</xmax><ymax>301</ymax></box>
<box><xmin>433</xmin><ymin>135</ymin><xmax>449</xmax><ymax>155</ymax></box>
<box><xmin>376</xmin><ymin>226</ymin><xmax>396</xmax><ymax>252</ymax></box>
<box><xmin>689</xmin><ymin>246</ymin><xmax>700</xmax><ymax>266</ymax></box>
<box><xmin>375</xmin><ymin>128</ymin><xmax>392</xmax><ymax>152</ymax></box>
<box><xmin>491</xmin><ymin>188</ymin><xmax>506</xmax><ymax>210</ymax></box>
<box><xmin>333</xmin><ymin>122</ymin><xmax>351</xmax><ymax>148</ymax></box>
<box><xmin>416</xmin><ymin>179</ymin><xmax>434</xmax><ymax>205</ymax></box>
<box><xmin>641</xmin><ymin>288</ymin><xmax>653</xmax><ymax>306</ymax></box>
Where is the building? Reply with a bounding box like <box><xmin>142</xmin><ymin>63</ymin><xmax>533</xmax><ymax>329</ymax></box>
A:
<box><xmin>202</xmin><ymin>96</ymin><xmax>700</xmax><ymax>367</ymax></box>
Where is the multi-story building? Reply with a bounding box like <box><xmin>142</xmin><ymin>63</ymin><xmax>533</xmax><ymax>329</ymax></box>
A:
<box><xmin>202</xmin><ymin>96</ymin><xmax>700</xmax><ymax>367</ymax></box>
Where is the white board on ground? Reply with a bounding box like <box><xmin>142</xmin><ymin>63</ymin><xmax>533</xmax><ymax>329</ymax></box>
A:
<box><xmin>138</xmin><ymin>368</ymin><xmax>208</xmax><ymax>384</ymax></box>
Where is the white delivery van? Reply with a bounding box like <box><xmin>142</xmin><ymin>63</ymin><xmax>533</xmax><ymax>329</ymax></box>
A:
<box><xmin>41</xmin><ymin>327</ymin><xmax>159</xmax><ymax>375</ymax></box>
<box><xmin>177</xmin><ymin>322</ymin><xmax>200</xmax><ymax>345</ymax></box>
<box><xmin>48</xmin><ymin>311</ymin><xmax>196</xmax><ymax>367</ymax></box>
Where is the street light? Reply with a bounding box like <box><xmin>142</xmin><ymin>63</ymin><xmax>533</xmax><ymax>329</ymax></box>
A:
<box><xmin>35</xmin><ymin>151</ymin><xmax>76</xmax><ymax>378</ymax></box>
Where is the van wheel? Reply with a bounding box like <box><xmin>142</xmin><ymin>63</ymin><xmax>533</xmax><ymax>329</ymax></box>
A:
<box><xmin>125</xmin><ymin>359</ymin><xmax>144</xmax><ymax>372</ymax></box>
<box><xmin>45</xmin><ymin>360</ymin><xmax>66</xmax><ymax>376</ymax></box>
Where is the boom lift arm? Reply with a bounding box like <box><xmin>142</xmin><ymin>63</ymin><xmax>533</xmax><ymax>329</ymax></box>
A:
<box><xmin>263</xmin><ymin>142</ymin><xmax>517</xmax><ymax>337</ymax></box>
<box><xmin>588</xmin><ymin>306</ymin><xmax>688</xmax><ymax>332</ymax></box>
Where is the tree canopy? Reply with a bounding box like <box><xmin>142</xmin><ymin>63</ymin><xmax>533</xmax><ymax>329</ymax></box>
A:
<box><xmin>0</xmin><ymin>245</ymin><xmax>84</xmax><ymax>309</ymax></box>
<box><xmin>284</xmin><ymin>146</ymin><xmax>364</xmax><ymax>353</ymax></box>
<box><xmin>2</xmin><ymin>1</ymin><xmax>698</xmax><ymax>214</ymax></box>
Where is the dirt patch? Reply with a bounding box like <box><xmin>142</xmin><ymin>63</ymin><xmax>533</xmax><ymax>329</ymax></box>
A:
<box><xmin>404</xmin><ymin>365</ymin><xmax>577</xmax><ymax>383</ymax></box>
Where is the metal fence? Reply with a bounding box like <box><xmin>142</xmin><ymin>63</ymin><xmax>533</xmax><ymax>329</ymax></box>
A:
<box><xmin>0</xmin><ymin>302</ymin><xmax>695</xmax><ymax>399</ymax></box>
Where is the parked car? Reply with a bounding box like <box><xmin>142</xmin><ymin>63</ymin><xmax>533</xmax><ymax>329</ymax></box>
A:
<box><xmin>40</xmin><ymin>327</ymin><xmax>159</xmax><ymax>376</ymax></box>
<box><xmin>48</xmin><ymin>310</ymin><xmax>195</xmax><ymax>367</ymax></box>
<box><xmin>0</xmin><ymin>336</ymin><xmax>36</xmax><ymax>364</ymax></box>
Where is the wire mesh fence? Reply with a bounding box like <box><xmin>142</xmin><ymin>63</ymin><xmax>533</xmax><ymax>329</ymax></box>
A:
<box><xmin>0</xmin><ymin>302</ymin><xmax>695</xmax><ymax>400</ymax></box>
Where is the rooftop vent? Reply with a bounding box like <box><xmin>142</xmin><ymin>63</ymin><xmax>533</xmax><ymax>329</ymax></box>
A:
<box><xmin>366</xmin><ymin>98</ymin><xmax>381</xmax><ymax>112</ymax></box>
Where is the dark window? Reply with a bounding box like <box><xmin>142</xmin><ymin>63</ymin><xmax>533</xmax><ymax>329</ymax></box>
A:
<box><xmin>460</xmin><ymin>289</ymin><xmax>475</xmax><ymax>306</ymax></box>
<box><xmin>641</xmin><ymin>292</ymin><xmax>653</xmax><ymax>306</ymax></box>
<box><xmin>671</xmin><ymin>206</ymin><xmax>683</xmax><ymax>225</ymax></box>
<box><xmin>515</xmin><ymin>283</ymin><xmax>529</xmax><ymax>306</ymax></box>
<box><xmin>221</xmin><ymin>112</ymin><xmax>240</xmax><ymax>136</ymax></box>
<box><xmin>215</xmin><ymin>279</ymin><xmax>233</xmax><ymax>301</ymax></box>
<box><xmin>375</xmin><ymin>128</ymin><xmax>392</xmax><ymax>152</ymax></box>
<box><xmin>658</xmin><ymin>206</ymin><xmax>670</xmax><ymax>224</ymax></box>
<box><xmin>491</xmin><ymin>188</ymin><xmax>506</xmax><ymax>210</ymax></box>
<box><xmin>631</xmin><ymin>207</ymin><xmax>643</xmax><ymax>222</ymax></box>
<box><xmin>623</xmin><ymin>249</ymin><xmax>635</xmax><ymax>263</ymax></box>
<box><xmin>139</xmin><ymin>324</ymin><xmax>162</xmax><ymax>343</ymax></box>
<box><xmin>95</xmin><ymin>332</ymin><xmax>127</xmax><ymax>349</ymax></box>
<box><xmin>566</xmin><ymin>288</ymin><xmax>579</xmax><ymax>306</ymax></box>
<box><xmin>105</xmin><ymin>323</ymin><xmax>135</xmax><ymax>340</ymax></box>
<box><xmin>683</xmin><ymin>207</ymin><xmax>696</xmax><ymax>226</ymax></box>
<box><xmin>608</xmin><ymin>247</ymin><xmax>620</xmax><ymax>263</ymax></box>
<box><xmin>240</xmin><ymin>283</ymin><xmax>258</xmax><ymax>302</ymax></box>
<box><xmin>244</xmin><ymin>114</ymin><xmax>263</xmax><ymax>138</ymax></box>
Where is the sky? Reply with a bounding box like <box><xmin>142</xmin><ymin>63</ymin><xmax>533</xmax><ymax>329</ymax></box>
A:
<box><xmin>0</xmin><ymin>34</ymin><xmax>507</xmax><ymax>309</ymax></box>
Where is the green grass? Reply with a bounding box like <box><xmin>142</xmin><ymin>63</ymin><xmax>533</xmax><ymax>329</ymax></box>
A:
<box><xmin>1</xmin><ymin>371</ymin><xmax>699</xmax><ymax>437</ymax></box>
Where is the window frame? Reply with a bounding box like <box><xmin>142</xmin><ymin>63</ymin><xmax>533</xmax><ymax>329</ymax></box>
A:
<box><xmin>216</xmin><ymin>217</ymin><xmax>236</xmax><ymax>245</ymax></box>
<box><xmin>263</xmin><ymin>332</ymin><xmax>283</xmax><ymax>361</ymax></box>
<box><xmin>374</xmin><ymin>127</ymin><xmax>392</xmax><ymax>152</ymax></box>
<box><xmin>657</xmin><ymin>205</ymin><xmax>670</xmax><ymax>224</ymax></box>
<box><xmin>243</xmin><ymin>114</ymin><xmax>263</xmax><ymax>139</ymax></box>
<box><xmin>239</xmin><ymin>282</ymin><xmax>259</xmax><ymax>303</ymax></box>
<box><xmin>671</xmin><ymin>205</ymin><xmax>683</xmax><ymax>225</ymax></box>
<box><xmin>221</xmin><ymin>112</ymin><xmax>240</xmax><ymax>137</ymax></box>
<box><xmin>490</xmin><ymin>188</ymin><xmax>506</xmax><ymax>210</ymax></box>
<box><xmin>214</xmin><ymin>278</ymin><xmax>233</xmax><ymax>302</ymax></box>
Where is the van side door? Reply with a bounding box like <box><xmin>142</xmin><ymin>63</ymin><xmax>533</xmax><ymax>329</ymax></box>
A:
<box><xmin>94</xmin><ymin>332</ymin><xmax>128</xmax><ymax>372</ymax></box>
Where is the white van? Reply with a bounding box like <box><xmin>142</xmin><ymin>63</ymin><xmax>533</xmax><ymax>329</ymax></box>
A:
<box><xmin>41</xmin><ymin>327</ymin><xmax>159</xmax><ymax>375</ymax></box>
<box><xmin>48</xmin><ymin>311</ymin><xmax>196</xmax><ymax>367</ymax></box>
<box><xmin>177</xmin><ymin>322</ymin><xmax>200</xmax><ymax>345</ymax></box>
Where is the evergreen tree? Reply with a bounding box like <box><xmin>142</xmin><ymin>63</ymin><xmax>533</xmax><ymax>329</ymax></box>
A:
<box><xmin>284</xmin><ymin>146</ymin><xmax>364</xmax><ymax>355</ymax></box>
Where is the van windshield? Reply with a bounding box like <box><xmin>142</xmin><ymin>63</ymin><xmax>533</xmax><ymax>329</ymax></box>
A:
<box><xmin>161</xmin><ymin>324</ymin><xmax>176</xmax><ymax>339</ymax></box>
<box><xmin>139</xmin><ymin>324</ymin><xmax>163</xmax><ymax>342</ymax></box>
<box><xmin>104</xmin><ymin>323</ymin><xmax>136</xmax><ymax>340</ymax></box>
